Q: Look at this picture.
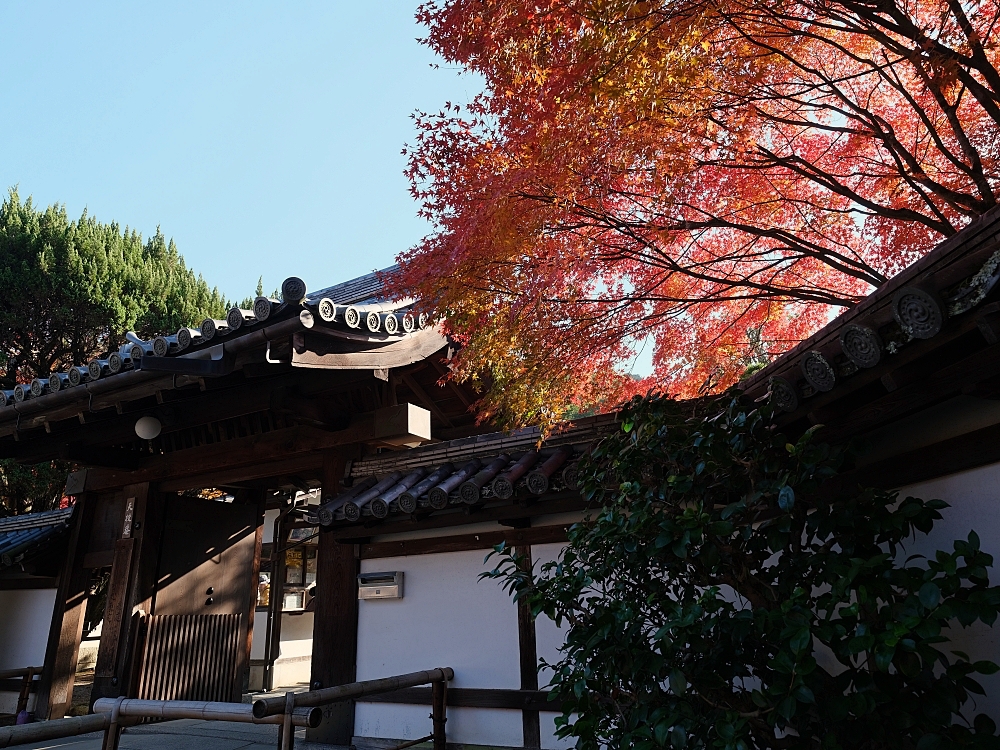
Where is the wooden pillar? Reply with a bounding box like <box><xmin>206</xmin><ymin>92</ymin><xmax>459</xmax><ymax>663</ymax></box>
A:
<box><xmin>35</xmin><ymin>495</ymin><xmax>97</xmax><ymax>720</ymax></box>
<box><xmin>264</xmin><ymin>501</ymin><xmax>289</xmax><ymax>691</ymax></box>
<box><xmin>91</xmin><ymin>483</ymin><xmax>164</xmax><ymax>704</ymax></box>
<box><xmin>307</xmin><ymin>452</ymin><xmax>357</xmax><ymax>745</ymax></box>
<box><xmin>241</xmin><ymin>489</ymin><xmax>267</xmax><ymax>694</ymax></box>
<box><xmin>516</xmin><ymin>544</ymin><xmax>541</xmax><ymax>749</ymax></box>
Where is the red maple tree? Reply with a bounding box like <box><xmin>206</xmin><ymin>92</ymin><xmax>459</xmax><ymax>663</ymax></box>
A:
<box><xmin>392</xmin><ymin>0</ymin><xmax>1000</xmax><ymax>426</ymax></box>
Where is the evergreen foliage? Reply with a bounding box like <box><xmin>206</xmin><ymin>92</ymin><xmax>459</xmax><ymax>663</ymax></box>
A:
<box><xmin>0</xmin><ymin>188</ymin><xmax>230</xmax><ymax>516</ymax></box>
<box><xmin>486</xmin><ymin>392</ymin><xmax>1000</xmax><ymax>749</ymax></box>
<box><xmin>0</xmin><ymin>188</ymin><xmax>228</xmax><ymax>388</ymax></box>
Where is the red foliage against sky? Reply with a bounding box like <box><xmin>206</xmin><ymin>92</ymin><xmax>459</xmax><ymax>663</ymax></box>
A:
<box><xmin>392</xmin><ymin>0</ymin><xmax>1000</xmax><ymax>427</ymax></box>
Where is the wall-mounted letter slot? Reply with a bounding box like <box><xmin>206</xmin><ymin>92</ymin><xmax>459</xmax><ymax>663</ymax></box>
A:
<box><xmin>358</xmin><ymin>571</ymin><xmax>403</xmax><ymax>600</ymax></box>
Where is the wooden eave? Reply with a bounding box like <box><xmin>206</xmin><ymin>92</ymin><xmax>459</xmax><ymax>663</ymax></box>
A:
<box><xmin>0</xmin><ymin>267</ymin><xmax>488</xmax><ymax>479</ymax></box>
<box><xmin>740</xmin><ymin>209</ymin><xmax>1000</xmax><ymax>486</ymax></box>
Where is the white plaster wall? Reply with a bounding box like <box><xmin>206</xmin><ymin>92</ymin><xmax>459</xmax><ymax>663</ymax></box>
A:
<box><xmin>251</xmin><ymin>610</ymin><xmax>268</xmax><ymax>660</ymax></box>
<box><xmin>354</xmin><ymin>550</ymin><xmax>523</xmax><ymax>746</ymax></box>
<box><xmin>0</xmin><ymin>588</ymin><xmax>56</xmax><ymax>714</ymax></box>
<box><xmin>532</xmin><ymin>542</ymin><xmax>576</xmax><ymax>750</ymax></box>
<box><xmin>263</xmin><ymin>509</ymin><xmax>279</xmax><ymax>544</ymax></box>
<box><xmin>900</xmin><ymin>462</ymin><xmax>1000</xmax><ymax>722</ymax></box>
<box><xmin>250</xmin><ymin>610</ymin><xmax>315</xmax><ymax>688</ymax></box>
<box><xmin>0</xmin><ymin>589</ymin><xmax>55</xmax><ymax>670</ymax></box>
<box><xmin>277</xmin><ymin>611</ymin><xmax>314</xmax><ymax>659</ymax></box>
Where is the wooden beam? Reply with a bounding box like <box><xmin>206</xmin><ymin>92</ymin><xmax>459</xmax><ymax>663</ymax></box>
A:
<box><xmin>0</xmin><ymin>576</ymin><xmax>57</xmax><ymax>590</ymax></box>
<box><xmin>399</xmin><ymin>373</ymin><xmax>453</xmax><ymax>429</ymax></box>
<box><xmin>35</xmin><ymin>498</ymin><xmax>96</xmax><ymax>720</ymax></box>
<box><xmin>159</xmin><ymin>453</ymin><xmax>328</xmax><ymax>494</ymax></box>
<box><xmin>359</xmin><ymin>524</ymin><xmax>570</xmax><ymax>559</ymax></box>
<box><xmin>516</xmin><ymin>544</ymin><xmax>541</xmax><ymax>749</ymax></box>
<box><xmin>823</xmin><ymin>418</ymin><xmax>1000</xmax><ymax>498</ymax></box>
<box><xmin>429</xmin><ymin>357</ymin><xmax>474</xmax><ymax>409</ymax></box>
<box><xmin>822</xmin><ymin>338</ymin><xmax>1000</xmax><ymax>443</ymax></box>
<box><xmin>90</xmin><ymin>505</ymin><xmax>137</xmax><ymax>703</ymax></box>
<box><xmin>308</xmin><ymin>453</ymin><xmax>357</xmax><ymax>746</ymax></box>
<box><xmin>79</xmin><ymin>406</ymin><xmax>424</xmax><ymax>493</ymax></box>
<box><xmin>360</xmin><ymin>687</ymin><xmax>564</xmax><ymax>712</ymax></box>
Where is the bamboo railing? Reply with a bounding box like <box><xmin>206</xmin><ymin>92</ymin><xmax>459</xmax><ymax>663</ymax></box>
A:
<box><xmin>0</xmin><ymin>667</ymin><xmax>453</xmax><ymax>750</ymax></box>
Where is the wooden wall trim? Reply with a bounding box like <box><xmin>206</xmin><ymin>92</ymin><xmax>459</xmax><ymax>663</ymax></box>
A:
<box><xmin>516</xmin><ymin>545</ymin><xmax>541</xmax><ymax>748</ymax></box>
<box><xmin>836</xmin><ymin>419</ymin><xmax>1000</xmax><ymax>493</ymax></box>
<box><xmin>0</xmin><ymin>577</ymin><xmax>57</xmax><ymax>590</ymax></box>
<box><xmin>360</xmin><ymin>687</ymin><xmax>563</xmax><ymax>712</ymax></box>
<box><xmin>358</xmin><ymin>524</ymin><xmax>570</xmax><ymax>559</ymax></box>
<box><xmin>0</xmin><ymin>679</ymin><xmax>38</xmax><ymax>693</ymax></box>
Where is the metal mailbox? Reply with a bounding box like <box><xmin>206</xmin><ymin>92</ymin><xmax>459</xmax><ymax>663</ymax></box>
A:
<box><xmin>358</xmin><ymin>571</ymin><xmax>404</xmax><ymax>600</ymax></box>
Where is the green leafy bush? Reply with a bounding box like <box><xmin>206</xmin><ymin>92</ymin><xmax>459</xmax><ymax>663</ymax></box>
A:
<box><xmin>486</xmin><ymin>392</ymin><xmax>1000</xmax><ymax>749</ymax></box>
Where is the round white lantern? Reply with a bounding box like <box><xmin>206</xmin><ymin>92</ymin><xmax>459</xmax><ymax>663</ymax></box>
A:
<box><xmin>135</xmin><ymin>416</ymin><xmax>162</xmax><ymax>440</ymax></box>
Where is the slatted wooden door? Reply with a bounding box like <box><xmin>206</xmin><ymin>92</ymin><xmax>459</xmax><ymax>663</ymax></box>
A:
<box><xmin>137</xmin><ymin>614</ymin><xmax>243</xmax><ymax>701</ymax></box>
<box><xmin>143</xmin><ymin>495</ymin><xmax>258</xmax><ymax>702</ymax></box>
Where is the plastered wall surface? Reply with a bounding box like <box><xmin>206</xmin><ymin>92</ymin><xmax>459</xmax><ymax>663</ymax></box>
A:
<box><xmin>532</xmin><ymin>542</ymin><xmax>575</xmax><ymax>750</ymax></box>
<box><xmin>900</xmin><ymin>461</ymin><xmax>1000</xmax><ymax>721</ymax></box>
<box><xmin>248</xmin><ymin>610</ymin><xmax>315</xmax><ymax>688</ymax></box>
<box><xmin>354</xmin><ymin>549</ymin><xmax>523</xmax><ymax>745</ymax></box>
<box><xmin>0</xmin><ymin>588</ymin><xmax>55</xmax><ymax>714</ymax></box>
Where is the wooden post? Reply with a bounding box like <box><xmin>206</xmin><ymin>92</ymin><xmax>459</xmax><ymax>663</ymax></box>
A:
<box><xmin>91</xmin><ymin>483</ymin><xmax>163</xmax><ymax>704</ymax></box>
<box><xmin>264</xmin><ymin>507</ymin><xmax>289</xmax><ymax>692</ymax></box>
<box><xmin>432</xmin><ymin>678</ymin><xmax>448</xmax><ymax>750</ymax></box>
<box><xmin>307</xmin><ymin>453</ymin><xmax>357</xmax><ymax>745</ymax></box>
<box><xmin>15</xmin><ymin>668</ymin><xmax>35</xmax><ymax>716</ymax></box>
<box><xmin>242</xmin><ymin>489</ymin><xmax>267</xmax><ymax>695</ymax></box>
<box><xmin>516</xmin><ymin>544</ymin><xmax>541</xmax><ymax>749</ymax></box>
<box><xmin>36</xmin><ymin>494</ymin><xmax>97</xmax><ymax>720</ymax></box>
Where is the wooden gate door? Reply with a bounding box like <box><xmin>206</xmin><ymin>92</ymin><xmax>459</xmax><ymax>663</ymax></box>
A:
<box><xmin>141</xmin><ymin>495</ymin><xmax>258</xmax><ymax>702</ymax></box>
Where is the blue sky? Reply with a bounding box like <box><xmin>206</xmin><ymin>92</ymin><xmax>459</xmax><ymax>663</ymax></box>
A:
<box><xmin>0</xmin><ymin>2</ymin><xmax>481</xmax><ymax>302</ymax></box>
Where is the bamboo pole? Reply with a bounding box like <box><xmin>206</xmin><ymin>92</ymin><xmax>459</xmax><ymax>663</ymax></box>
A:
<box><xmin>0</xmin><ymin>667</ymin><xmax>42</xmax><ymax>680</ymax></box>
<box><xmin>0</xmin><ymin>713</ymin><xmax>111</xmax><ymax>748</ymax></box>
<box><xmin>92</xmin><ymin>698</ymin><xmax>320</xmax><ymax>727</ymax></box>
<box><xmin>252</xmin><ymin>667</ymin><xmax>454</xmax><ymax>718</ymax></box>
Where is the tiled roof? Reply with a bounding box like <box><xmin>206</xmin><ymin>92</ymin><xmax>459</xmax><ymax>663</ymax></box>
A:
<box><xmin>740</xmin><ymin>206</ymin><xmax>1000</xmax><ymax>416</ymax></box>
<box><xmin>0</xmin><ymin>506</ymin><xmax>74</xmax><ymax>569</ymax></box>
<box><xmin>307</xmin><ymin>266</ymin><xmax>398</xmax><ymax>305</ymax></box>
<box><xmin>0</xmin><ymin>265</ymin><xmax>422</xmax><ymax>415</ymax></box>
<box><xmin>309</xmin><ymin>413</ymin><xmax>617</xmax><ymax>526</ymax></box>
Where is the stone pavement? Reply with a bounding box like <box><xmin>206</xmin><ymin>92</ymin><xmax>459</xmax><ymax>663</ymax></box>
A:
<box><xmin>10</xmin><ymin>718</ymin><xmax>347</xmax><ymax>750</ymax></box>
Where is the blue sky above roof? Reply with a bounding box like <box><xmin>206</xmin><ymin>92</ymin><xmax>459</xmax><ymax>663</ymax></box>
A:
<box><xmin>0</xmin><ymin>1</ymin><xmax>482</xmax><ymax>303</ymax></box>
